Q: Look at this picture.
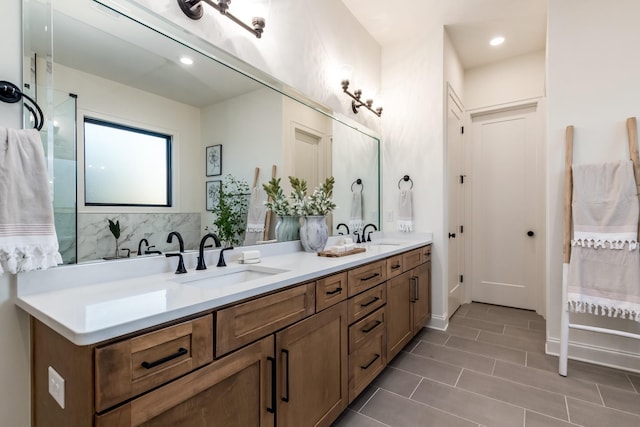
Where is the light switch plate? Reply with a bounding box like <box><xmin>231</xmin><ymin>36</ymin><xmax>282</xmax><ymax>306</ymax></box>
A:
<box><xmin>48</xmin><ymin>366</ymin><xmax>65</xmax><ymax>409</ymax></box>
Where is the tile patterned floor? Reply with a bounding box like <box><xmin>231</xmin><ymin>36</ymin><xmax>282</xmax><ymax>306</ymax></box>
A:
<box><xmin>333</xmin><ymin>302</ymin><xmax>640</xmax><ymax>427</ymax></box>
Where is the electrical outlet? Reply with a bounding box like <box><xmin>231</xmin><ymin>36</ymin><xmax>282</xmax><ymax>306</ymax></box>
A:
<box><xmin>48</xmin><ymin>366</ymin><xmax>65</xmax><ymax>409</ymax></box>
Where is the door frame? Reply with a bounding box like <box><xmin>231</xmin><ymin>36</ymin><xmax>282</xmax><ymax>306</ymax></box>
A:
<box><xmin>464</xmin><ymin>98</ymin><xmax>546</xmax><ymax>316</ymax></box>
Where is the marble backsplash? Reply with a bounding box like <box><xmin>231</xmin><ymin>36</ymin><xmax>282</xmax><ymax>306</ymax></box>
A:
<box><xmin>76</xmin><ymin>213</ymin><xmax>201</xmax><ymax>263</ymax></box>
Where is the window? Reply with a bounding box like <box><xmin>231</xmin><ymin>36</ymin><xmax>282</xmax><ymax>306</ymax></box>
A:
<box><xmin>84</xmin><ymin>117</ymin><xmax>172</xmax><ymax>207</ymax></box>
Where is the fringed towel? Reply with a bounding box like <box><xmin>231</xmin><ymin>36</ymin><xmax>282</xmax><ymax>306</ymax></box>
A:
<box><xmin>568</xmin><ymin>160</ymin><xmax>640</xmax><ymax>322</ymax></box>
<box><xmin>244</xmin><ymin>186</ymin><xmax>267</xmax><ymax>246</ymax></box>
<box><xmin>349</xmin><ymin>187</ymin><xmax>364</xmax><ymax>233</ymax></box>
<box><xmin>397</xmin><ymin>189</ymin><xmax>413</xmax><ymax>232</ymax></box>
<box><xmin>0</xmin><ymin>128</ymin><xmax>62</xmax><ymax>274</ymax></box>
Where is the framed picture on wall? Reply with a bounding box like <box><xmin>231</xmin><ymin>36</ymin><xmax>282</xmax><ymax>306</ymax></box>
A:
<box><xmin>206</xmin><ymin>144</ymin><xmax>222</xmax><ymax>176</ymax></box>
<box><xmin>206</xmin><ymin>180</ymin><xmax>221</xmax><ymax>211</ymax></box>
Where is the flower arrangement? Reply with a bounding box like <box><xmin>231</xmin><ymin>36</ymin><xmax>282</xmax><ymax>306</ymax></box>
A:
<box><xmin>208</xmin><ymin>174</ymin><xmax>250</xmax><ymax>246</ymax></box>
<box><xmin>263</xmin><ymin>176</ymin><xmax>336</xmax><ymax>217</ymax></box>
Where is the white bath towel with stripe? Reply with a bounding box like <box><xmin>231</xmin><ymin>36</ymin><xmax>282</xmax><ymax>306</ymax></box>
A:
<box><xmin>0</xmin><ymin>128</ymin><xmax>62</xmax><ymax>274</ymax></box>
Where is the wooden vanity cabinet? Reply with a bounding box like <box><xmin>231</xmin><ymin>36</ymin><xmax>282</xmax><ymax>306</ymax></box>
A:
<box><xmin>275</xmin><ymin>301</ymin><xmax>348</xmax><ymax>427</ymax></box>
<box><xmin>386</xmin><ymin>245</ymin><xmax>432</xmax><ymax>361</ymax></box>
<box><xmin>97</xmin><ymin>335</ymin><xmax>275</xmax><ymax>427</ymax></box>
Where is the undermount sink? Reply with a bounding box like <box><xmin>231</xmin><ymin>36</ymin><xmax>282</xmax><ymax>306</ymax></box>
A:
<box><xmin>369</xmin><ymin>239</ymin><xmax>406</xmax><ymax>246</ymax></box>
<box><xmin>171</xmin><ymin>264</ymin><xmax>289</xmax><ymax>289</ymax></box>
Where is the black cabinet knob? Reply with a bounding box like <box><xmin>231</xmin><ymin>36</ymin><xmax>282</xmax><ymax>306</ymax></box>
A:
<box><xmin>527</xmin><ymin>230</ymin><xmax>535</xmax><ymax>237</ymax></box>
<box><xmin>449</xmin><ymin>233</ymin><xmax>456</xmax><ymax>239</ymax></box>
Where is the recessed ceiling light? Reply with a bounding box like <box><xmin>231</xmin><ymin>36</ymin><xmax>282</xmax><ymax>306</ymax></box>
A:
<box><xmin>180</xmin><ymin>56</ymin><xmax>194</xmax><ymax>65</ymax></box>
<box><xmin>490</xmin><ymin>36</ymin><xmax>505</xmax><ymax>46</ymax></box>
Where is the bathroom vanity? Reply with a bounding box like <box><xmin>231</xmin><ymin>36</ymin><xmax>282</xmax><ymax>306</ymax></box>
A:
<box><xmin>17</xmin><ymin>236</ymin><xmax>431</xmax><ymax>426</ymax></box>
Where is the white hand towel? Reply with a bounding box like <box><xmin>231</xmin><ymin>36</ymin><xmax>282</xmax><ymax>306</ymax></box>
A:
<box><xmin>244</xmin><ymin>187</ymin><xmax>267</xmax><ymax>245</ymax></box>
<box><xmin>349</xmin><ymin>188</ymin><xmax>364</xmax><ymax>233</ymax></box>
<box><xmin>397</xmin><ymin>189</ymin><xmax>413</xmax><ymax>232</ymax></box>
<box><xmin>0</xmin><ymin>128</ymin><xmax>62</xmax><ymax>274</ymax></box>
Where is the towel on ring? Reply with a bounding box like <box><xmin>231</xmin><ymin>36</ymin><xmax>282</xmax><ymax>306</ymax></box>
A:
<box><xmin>243</xmin><ymin>186</ymin><xmax>267</xmax><ymax>246</ymax></box>
<box><xmin>349</xmin><ymin>187</ymin><xmax>364</xmax><ymax>233</ymax></box>
<box><xmin>397</xmin><ymin>189</ymin><xmax>413</xmax><ymax>232</ymax></box>
<box><xmin>0</xmin><ymin>128</ymin><xmax>62</xmax><ymax>274</ymax></box>
<box><xmin>568</xmin><ymin>160</ymin><xmax>640</xmax><ymax>322</ymax></box>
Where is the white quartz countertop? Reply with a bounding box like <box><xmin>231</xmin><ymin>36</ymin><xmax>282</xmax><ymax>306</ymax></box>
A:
<box><xmin>16</xmin><ymin>234</ymin><xmax>432</xmax><ymax>345</ymax></box>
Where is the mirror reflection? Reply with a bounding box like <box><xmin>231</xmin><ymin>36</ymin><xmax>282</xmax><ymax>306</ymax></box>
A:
<box><xmin>24</xmin><ymin>0</ymin><xmax>380</xmax><ymax>264</ymax></box>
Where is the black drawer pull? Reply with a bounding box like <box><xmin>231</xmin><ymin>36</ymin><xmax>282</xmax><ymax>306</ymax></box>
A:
<box><xmin>360</xmin><ymin>296</ymin><xmax>380</xmax><ymax>307</ymax></box>
<box><xmin>326</xmin><ymin>287</ymin><xmax>343</xmax><ymax>295</ymax></box>
<box><xmin>141</xmin><ymin>347</ymin><xmax>188</xmax><ymax>369</ymax></box>
<box><xmin>362</xmin><ymin>320</ymin><xmax>382</xmax><ymax>333</ymax></box>
<box><xmin>267</xmin><ymin>356</ymin><xmax>276</xmax><ymax>414</ymax></box>
<box><xmin>361</xmin><ymin>354</ymin><xmax>380</xmax><ymax>370</ymax></box>
<box><xmin>360</xmin><ymin>272</ymin><xmax>380</xmax><ymax>282</ymax></box>
<box><xmin>390</xmin><ymin>264</ymin><xmax>401</xmax><ymax>270</ymax></box>
<box><xmin>281</xmin><ymin>349</ymin><xmax>290</xmax><ymax>403</ymax></box>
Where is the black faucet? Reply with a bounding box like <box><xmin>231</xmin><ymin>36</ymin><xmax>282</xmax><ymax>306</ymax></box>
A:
<box><xmin>196</xmin><ymin>233</ymin><xmax>222</xmax><ymax>270</ymax></box>
<box><xmin>137</xmin><ymin>238</ymin><xmax>149</xmax><ymax>256</ymax></box>
<box><xmin>166</xmin><ymin>231</ymin><xmax>184</xmax><ymax>253</ymax></box>
<box><xmin>166</xmin><ymin>253</ymin><xmax>187</xmax><ymax>274</ymax></box>
<box><xmin>362</xmin><ymin>223</ymin><xmax>378</xmax><ymax>242</ymax></box>
<box><xmin>336</xmin><ymin>223</ymin><xmax>350</xmax><ymax>235</ymax></box>
<box><xmin>145</xmin><ymin>245</ymin><xmax>162</xmax><ymax>255</ymax></box>
<box><xmin>217</xmin><ymin>247</ymin><xmax>234</xmax><ymax>267</ymax></box>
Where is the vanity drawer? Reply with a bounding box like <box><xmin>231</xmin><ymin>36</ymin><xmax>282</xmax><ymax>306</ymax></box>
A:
<box><xmin>95</xmin><ymin>314</ymin><xmax>213</xmax><ymax>413</ymax></box>
<box><xmin>402</xmin><ymin>248</ymin><xmax>422</xmax><ymax>271</ymax></box>
<box><xmin>316</xmin><ymin>271</ymin><xmax>348</xmax><ymax>312</ymax></box>
<box><xmin>348</xmin><ymin>329</ymin><xmax>386</xmax><ymax>403</ymax></box>
<box><xmin>348</xmin><ymin>260</ymin><xmax>387</xmax><ymax>296</ymax></box>
<box><xmin>347</xmin><ymin>284</ymin><xmax>386</xmax><ymax>325</ymax></box>
<box><xmin>215</xmin><ymin>282</ymin><xmax>315</xmax><ymax>356</ymax></box>
<box><xmin>386</xmin><ymin>255</ymin><xmax>404</xmax><ymax>279</ymax></box>
<box><xmin>349</xmin><ymin>307</ymin><xmax>386</xmax><ymax>354</ymax></box>
<box><xmin>421</xmin><ymin>245</ymin><xmax>432</xmax><ymax>262</ymax></box>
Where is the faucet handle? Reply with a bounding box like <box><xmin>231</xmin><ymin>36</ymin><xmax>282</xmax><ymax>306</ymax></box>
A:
<box><xmin>166</xmin><ymin>253</ymin><xmax>187</xmax><ymax>274</ymax></box>
<box><xmin>217</xmin><ymin>247</ymin><xmax>234</xmax><ymax>267</ymax></box>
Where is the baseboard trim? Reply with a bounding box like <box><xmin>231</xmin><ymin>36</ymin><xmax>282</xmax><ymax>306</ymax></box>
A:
<box><xmin>546</xmin><ymin>337</ymin><xmax>640</xmax><ymax>374</ymax></box>
<box><xmin>427</xmin><ymin>314</ymin><xmax>448</xmax><ymax>331</ymax></box>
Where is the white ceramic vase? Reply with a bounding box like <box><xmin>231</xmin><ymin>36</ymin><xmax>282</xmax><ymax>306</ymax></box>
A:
<box><xmin>299</xmin><ymin>216</ymin><xmax>329</xmax><ymax>252</ymax></box>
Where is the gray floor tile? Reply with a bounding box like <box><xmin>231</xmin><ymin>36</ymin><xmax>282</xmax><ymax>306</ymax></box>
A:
<box><xmin>456</xmin><ymin>370</ymin><xmax>569</xmax><ymax>420</ymax></box>
<box><xmin>629</xmin><ymin>374</ymin><xmax>640</xmax><ymax>393</ymax></box>
<box><xmin>599</xmin><ymin>384</ymin><xmax>640</xmax><ymax>416</ymax></box>
<box><xmin>411</xmin><ymin>378</ymin><xmax>525</xmax><ymax>427</ymax></box>
<box><xmin>504</xmin><ymin>325</ymin><xmax>546</xmax><ymax>341</ymax></box>
<box><xmin>415</xmin><ymin>327</ymin><xmax>449</xmax><ymax>345</ymax></box>
<box><xmin>450</xmin><ymin>315</ymin><xmax>506</xmax><ymax>333</ymax></box>
<box><xmin>463</xmin><ymin>309</ymin><xmax>530</xmax><ymax>328</ymax></box>
<box><xmin>525</xmin><ymin>411</ymin><xmax>577</xmax><ymax>427</ymax></box>
<box><xmin>447</xmin><ymin>323</ymin><xmax>481</xmax><ymax>340</ymax></box>
<box><xmin>526</xmin><ymin>352</ymin><xmax>636</xmax><ymax>392</ymax></box>
<box><xmin>492</xmin><ymin>361</ymin><xmax>602</xmax><ymax>404</ymax></box>
<box><xmin>446</xmin><ymin>335</ymin><xmax>527</xmax><ymax>365</ymax></box>
<box><xmin>567</xmin><ymin>397</ymin><xmax>640</xmax><ymax>427</ymax></box>
<box><xmin>411</xmin><ymin>340</ymin><xmax>495</xmax><ymax>374</ymax></box>
<box><xmin>332</xmin><ymin>409</ymin><xmax>390</xmax><ymax>427</ymax></box>
<box><xmin>478</xmin><ymin>330</ymin><xmax>546</xmax><ymax>354</ymax></box>
<box><xmin>360</xmin><ymin>389</ymin><xmax>479</xmax><ymax>427</ymax></box>
<box><xmin>389</xmin><ymin>351</ymin><xmax>462</xmax><ymax>385</ymax></box>
<box><xmin>371</xmin><ymin>367</ymin><xmax>421</xmax><ymax>397</ymax></box>
<box><xmin>529</xmin><ymin>320</ymin><xmax>546</xmax><ymax>331</ymax></box>
<box><xmin>349</xmin><ymin>385</ymin><xmax>378</xmax><ymax>412</ymax></box>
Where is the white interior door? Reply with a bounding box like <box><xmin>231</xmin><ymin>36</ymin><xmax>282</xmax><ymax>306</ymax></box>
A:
<box><xmin>469</xmin><ymin>103</ymin><xmax>542</xmax><ymax>310</ymax></box>
<box><xmin>447</xmin><ymin>86</ymin><xmax>464</xmax><ymax>317</ymax></box>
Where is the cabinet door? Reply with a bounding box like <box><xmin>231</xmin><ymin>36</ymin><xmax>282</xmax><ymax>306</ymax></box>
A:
<box><xmin>276</xmin><ymin>301</ymin><xmax>348</xmax><ymax>427</ymax></box>
<box><xmin>96</xmin><ymin>336</ymin><xmax>275</xmax><ymax>427</ymax></box>
<box><xmin>411</xmin><ymin>261</ymin><xmax>431</xmax><ymax>334</ymax></box>
<box><xmin>386</xmin><ymin>271</ymin><xmax>413</xmax><ymax>361</ymax></box>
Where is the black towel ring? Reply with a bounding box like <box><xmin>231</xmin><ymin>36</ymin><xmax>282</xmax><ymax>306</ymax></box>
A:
<box><xmin>398</xmin><ymin>175</ymin><xmax>413</xmax><ymax>189</ymax></box>
<box><xmin>0</xmin><ymin>80</ymin><xmax>44</xmax><ymax>131</ymax></box>
<box><xmin>351</xmin><ymin>178</ymin><xmax>363</xmax><ymax>192</ymax></box>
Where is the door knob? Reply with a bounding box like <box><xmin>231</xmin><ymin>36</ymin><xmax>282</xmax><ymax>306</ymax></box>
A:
<box><xmin>527</xmin><ymin>230</ymin><xmax>535</xmax><ymax>237</ymax></box>
<box><xmin>449</xmin><ymin>233</ymin><xmax>456</xmax><ymax>238</ymax></box>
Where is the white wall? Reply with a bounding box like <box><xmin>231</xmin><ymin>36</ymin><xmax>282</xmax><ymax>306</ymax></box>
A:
<box><xmin>381</xmin><ymin>29</ymin><xmax>448</xmax><ymax>329</ymax></box>
<box><xmin>546</xmin><ymin>0</ymin><xmax>640</xmax><ymax>370</ymax></box>
<box><xmin>465</xmin><ymin>50</ymin><xmax>546</xmax><ymax>111</ymax></box>
<box><xmin>0</xmin><ymin>1</ymin><xmax>32</xmax><ymax>425</ymax></box>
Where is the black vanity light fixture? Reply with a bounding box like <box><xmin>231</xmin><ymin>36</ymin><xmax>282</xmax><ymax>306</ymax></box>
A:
<box><xmin>340</xmin><ymin>80</ymin><xmax>383</xmax><ymax>117</ymax></box>
<box><xmin>177</xmin><ymin>0</ymin><xmax>266</xmax><ymax>39</ymax></box>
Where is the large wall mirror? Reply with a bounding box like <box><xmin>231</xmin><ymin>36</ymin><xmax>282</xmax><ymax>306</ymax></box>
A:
<box><xmin>23</xmin><ymin>0</ymin><xmax>380</xmax><ymax>264</ymax></box>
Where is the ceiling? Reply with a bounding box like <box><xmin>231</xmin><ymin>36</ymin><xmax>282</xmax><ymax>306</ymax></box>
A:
<box><xmin>340</xmin><ymin>0</ymin><xmax>547</xmax><ymax>69</ymax></box>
